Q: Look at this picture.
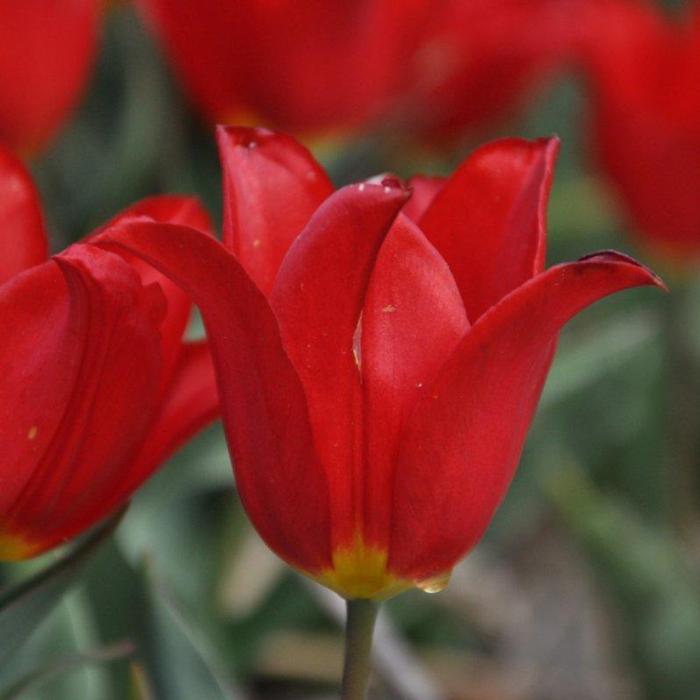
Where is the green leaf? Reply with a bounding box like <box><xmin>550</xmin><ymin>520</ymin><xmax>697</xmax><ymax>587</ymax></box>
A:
<box><xmin>0</xmin><ymin>641</ymin><xmax>133</xmax><ymax>700</ymax></box>
<box><xmin>540</xmin><ymin>309</ymin><xmax>658</xmax><ymax>411</ymax></box>
<box><xmin>0</xmin><ymin>514</ymin><xmax>121</xmax><ymax>666</ymax></box>
<box><xmin>546</xmin><ymin>465</ymin><xmax>700</xmax><ymax>700</ymax></box>
<box><xmin>84</xmin><ymin>543</ymin><xmax>244</xmax><ymax>700</ymax></box>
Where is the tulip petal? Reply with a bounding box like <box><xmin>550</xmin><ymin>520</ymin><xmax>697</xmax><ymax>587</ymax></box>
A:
<box><xmin>0</xmin><ymin>246</ymin><xmax>164</xmax><ymax>556</ymax></box>
<box><xmin>217</xmin><ymin>126</ymin><xmax>334</xmax><ymax>295</ymax></box>
<box><xmin>104</xmin><ymin>194</ymin><xmax>212</xmax><ymax>234</ymax></box>
<box><xmin>270</xmin><ymin>182</ymin><xmax>409</xmax><ymax>548</ymax></box>
<box><xmin>389</xmin><ymin>252</ymin><xmax>664</xmax><ymax>580</ymax></box>
<box><xmin>98</xmin><ymin>195</ymin><xmax>214</xmax><ymax>386</ymax></box>
<box><xmin>361</xmin><ymin>214</ymin><xmax>469</xmax><ymax>548</ymax></box>
<box><xmin>0</xmin><ymin>262</ymin><xmax>74</xmax><ymax>517</ymax></box>
<box><xmin>94</xmin><ymin>221</ymin><xmax>333</xmax><ymax>572</ymax></box>
<box><xmin>0</xmin><ymin>147</ymin><xmax>47</xmax><ymax>284</ymax></box>
<box><xmin>579</xmin><ymin>0</ymin><xmax>700</xmax><ymax>260</ymax></box>
<box><xmin>113</xmin><ymin>340</ymin><xmax>219</xmax><ymax>502</ymax></box>
<box><xmin>139</xmin><ymin>1</ymin><xmax>433</xmax><ymax>135</ymax></box>
<box><xmin>0</xmin><ymin>0</ymin><xmax>99</xmax><ymax>153</ymax></box>
<box><xmin>138</xmin><ymin>0</ymin><xmax>251</xmax><ymax>125</ymax></box>
<box><xmin>419</xmin><ymin>137</ymin><xmax>559</xmax><ymax>321</ymax></box>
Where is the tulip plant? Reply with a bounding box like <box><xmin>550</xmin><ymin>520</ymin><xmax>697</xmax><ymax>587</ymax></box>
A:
<box><xmin>94</xmin><ymin>126</ymin><xmax>663</xmax><ymax>698</ymax></box>
<box><xmin>580</xmin><ymin>0</ymin><xmax>700</xmax><ymax>264</ymax></box>
<box><xmin>0</xmin><ymin>145</ymin><xmax>218</xmax><ymax>559</ymax></box>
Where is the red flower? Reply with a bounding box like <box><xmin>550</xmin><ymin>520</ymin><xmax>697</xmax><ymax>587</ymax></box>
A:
<box><xmin>97</xmin><ymin>127</ymin><xmax>663</xmax><ymax>599</ymax></box>
<box><xmin>579</xmin><ymin>0</ymin><xmax>700</xmax><ymax>261</ymax></box>
<box><xmin>137</xmin><ymin>0</ymin><xmax>432</xmax><ymax>136</ymax></box>
<box><xmin>137</xmin><ymin>0</ymin><xmax>567</xmax><ymax>140</ymax></box>
<box><xmin>398</xmin><ymin>0</ymin><xmax>573</xmax><ymax>141</ymax></box>
<box><xmin>0</xmin><ymin>145</ymin><xmax>218</xmax><ymax>559</ymax></box>
<box><xmin>0</xmin><ymin>0</ymin><xmax>100</xmax><ymax>154</ymax></box>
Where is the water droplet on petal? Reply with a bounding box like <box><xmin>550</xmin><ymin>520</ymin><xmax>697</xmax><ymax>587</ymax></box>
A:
<box><xmin>416</xmin><ymin>570</ymin><xmax>451</xmax><ymax>594</ymax></box>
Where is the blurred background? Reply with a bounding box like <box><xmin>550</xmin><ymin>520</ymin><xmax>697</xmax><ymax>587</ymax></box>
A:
<box><xmin>1</xmin><ymin>0</ymin><xmax>699</xmax><ymax>698</ymax></box>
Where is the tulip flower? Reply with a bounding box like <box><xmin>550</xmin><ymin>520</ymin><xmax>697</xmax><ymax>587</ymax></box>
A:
<box><xmin>137</xmin><ymin>0</ymin><xmax>567</xmax><ymax>141</ymax></box>
<box><xmin>0</xmin><ymin>145</ymin><xmax>218</xmax><ymax>559</ymax></box>
<box><xmin>578</xmin><ymin>0</ymin><xmax>700</xmax><ymax>262</ymax></box>
<box><xmin>0</xmin><ymin>0</ymin><xmax>100</xmax><ymax>154</ymax></box>
<box><xmin>95</xmin><ymin>126</ymin><xmax>664</xmax><ymax>603</ymax></box>
<box><xmin>137</xmin><ymin>0</ymin><xmax>431</xmax><ymax>137</ymax></box>
<box><xmin>398</xmin><ymin>0</ymin><xmax>573</xmax><ymax>140</ymax></box>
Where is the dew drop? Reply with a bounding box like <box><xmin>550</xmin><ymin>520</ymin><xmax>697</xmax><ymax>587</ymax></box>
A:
<box><xmin>416</xmin><ymin>570</ymin><xmax>451</xmax><ymax>594</ymax></box>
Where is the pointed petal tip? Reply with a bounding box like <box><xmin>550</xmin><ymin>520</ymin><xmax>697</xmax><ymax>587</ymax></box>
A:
<box><xmin>488</xmin><ymin>134</ymin><xmax>560</xmax><ymax>156</ymax></box>
<box><xmin>541</xmin><ymin>134</ymin><xmax>561</xmax><ymax>161</ymax></box>
<box><xmin>524</xmin><ymin>135</ymin><xmax>559</xmax><ymax>172</ymax></box>
<box><xmin>576</xmin><ymin>249</ymin><xmax>668</xmax><ymax>291</ymax></box>
<box><xmin>216</xmin><ymin>124</ymin><xmax>274</xmax><ymax>149</ymax></box>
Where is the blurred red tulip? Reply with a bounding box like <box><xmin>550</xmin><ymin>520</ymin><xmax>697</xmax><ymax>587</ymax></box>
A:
<box><xmin>397</xmin><ymin>0</ymin><xmax>573</xmax><ymax>140</ymax></box>
<box><xmin>579</xmin><ymin>0</ymin><xmax>700</xmax><ymax>262</ymax></box>
<box><xmin>0</xmin><ymin>145</ymin><xmax>218</xmax><ymax>559</ymax></box>
<box><xmin>138</xmin><ymin>0</ymin><xmax>568</xmax><ymax>141</ymax></box>
<box><xmin>0</xmin><ymin>0</ymin><xmax>101</xmax><ymax>154</ymax></box>
<box><xmin>97</xmin><ymin>127</ymin><xmax>663</xmax><ymax>599</ymax></box>
<box><xmin>137</xmin><ymin>0</ymin><xmax>431</xmax><ymax>136</ymax></box>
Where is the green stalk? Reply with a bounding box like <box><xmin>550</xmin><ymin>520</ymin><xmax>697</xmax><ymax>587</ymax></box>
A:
<box><xmin>340</xmin><ymin>599</ymin><xmax>379</xmax><ymax>700</ymax></box>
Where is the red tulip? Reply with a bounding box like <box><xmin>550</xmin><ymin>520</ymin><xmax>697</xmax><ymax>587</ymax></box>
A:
<box><xmin>0</xmin><ymin>145</ymin><xmax>218</xmax><ymax>560</ymax></box>
<box><xmin>138</xmin><ymin>0</ymin><xmax>431</xmax><ymax>137</ymax></box>
<box><xmin>0</xmin><ymin>0</ymin><xmax>100</xmax><ymax>154</ymax></box>
<box><xmin>137</xmin><ymin>0</ymin><xmax>568</xmax><ymax>141</ymax></box>
<box><xmin>579</xmin><ymin>0</ymin><xmax>700</xmax><ymax>262</ymax></box>
<box><xmin>398</xmin><ymin>0</ymin><xmax>573</xmax><ymax>140</ymax></box>
<box><xmin>96</xmin><ymin>127</ymin><xmax>663</xmax><ymax>599</ymax></box>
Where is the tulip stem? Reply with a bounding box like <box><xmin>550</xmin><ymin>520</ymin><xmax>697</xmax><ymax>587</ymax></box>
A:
<box><xmin>341</xmin><ymin>598</ymin><xmax>379</xmax><ymax>700</ymax></box>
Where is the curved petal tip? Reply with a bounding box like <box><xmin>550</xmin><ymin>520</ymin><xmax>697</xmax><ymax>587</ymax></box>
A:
<box><xmin>576</xmin><ymin>249</ymin><xmax>668</xmax><ymax>291</ymax></box>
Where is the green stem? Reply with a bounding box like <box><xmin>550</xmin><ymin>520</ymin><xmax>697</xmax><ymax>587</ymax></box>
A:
<box><xmin>341</xmin><ymin>599</ymin><xmax>379</xmax><ymax>700</ymax></box>
<box><xmin>662</xmin><ymin>284</ymin><xmax>700</xmax><ymax>540</ymax></box>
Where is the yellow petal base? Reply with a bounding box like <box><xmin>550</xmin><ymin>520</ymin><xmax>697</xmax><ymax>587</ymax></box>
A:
<box><xmin>314</xmin><ymin>541</ymin><xmax>412</xmax><ymax>600</ymax></box>
<box><xmin>0</xmin><ymin>529</ymin><xmax>36</xmax><ymax>561</ymax></box>
<box><xmin>312</xmin><ymin>538</ymin><xmax>453</xmax><ymax>601</ymax></box>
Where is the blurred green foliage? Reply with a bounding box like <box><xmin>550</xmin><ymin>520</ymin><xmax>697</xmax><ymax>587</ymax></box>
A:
<box><xmin>2</xmin><ymin>2</ymin><xmax>700</xmax><ymax>699</ymax></box>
